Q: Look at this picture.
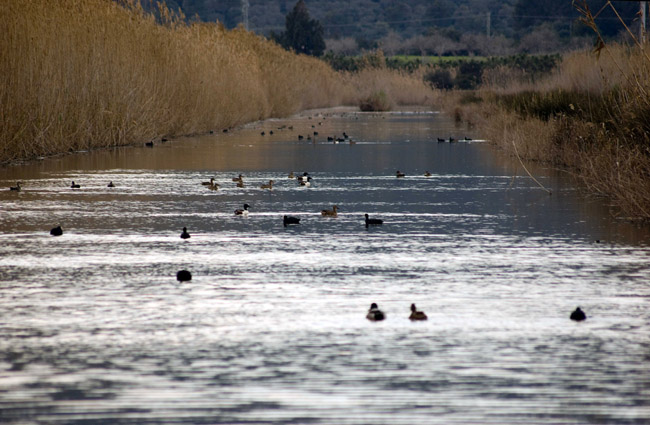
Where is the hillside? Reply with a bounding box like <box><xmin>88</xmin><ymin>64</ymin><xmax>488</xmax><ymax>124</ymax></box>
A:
<box><xmin>142</xmin><ymin>0</ymin><xmax>639</xmax><ymax>43</ymax></box>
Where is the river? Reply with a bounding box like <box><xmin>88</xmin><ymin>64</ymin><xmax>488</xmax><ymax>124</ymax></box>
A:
<box><xmin>1</xmin><ymin>108</ymin><xmax>649</xmax><ymax>424</ymax></box>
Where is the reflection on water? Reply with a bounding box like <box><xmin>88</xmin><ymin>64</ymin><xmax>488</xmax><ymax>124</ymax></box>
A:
<box><xmin>1</xmin><ymin>108</ymin><xmax>649</xmax><ymax>424</ymax></box>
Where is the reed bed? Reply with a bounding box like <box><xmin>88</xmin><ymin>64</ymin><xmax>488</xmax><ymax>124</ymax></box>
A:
<box><xmin>0</xmin><ymin>0</ymin><xmax>436</xmax><ymax>164</ymax></box>
<box><xmin>472</xmin><ymin>43</ymin><xmax>650</xmax><ymax>220</ymax></box>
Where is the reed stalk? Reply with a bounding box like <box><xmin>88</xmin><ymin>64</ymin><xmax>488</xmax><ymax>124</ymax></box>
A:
<box><xmin>1</xmin><ymin>0</ymin><xmax>435</xmax><ymax>164</ymax></box>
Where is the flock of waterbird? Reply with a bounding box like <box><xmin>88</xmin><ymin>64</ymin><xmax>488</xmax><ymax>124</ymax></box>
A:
<box><xmin>365</xmin><ymin>303</ymin><xmax>587</xmax><ymax>322</ymax></box>
<box><xmin>5</xmin><ymin>121</ymin><xmax>586</xmax><ymax>323</ymax></box>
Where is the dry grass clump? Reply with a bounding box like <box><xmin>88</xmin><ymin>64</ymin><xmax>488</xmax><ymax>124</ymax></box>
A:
<box><xmin>474</xmin><ymin>43</ymin><xmax>650</xmax><ymax>219</ymax></box>
<box><xmin>0</xmin><ymin>0</ymin><xmax>342</xmax><ymax>163</ymax></box>
<box><xmin>340</xmin><ymin>66</ymin><xmax>439</xmax><ymax>110</ymax></box>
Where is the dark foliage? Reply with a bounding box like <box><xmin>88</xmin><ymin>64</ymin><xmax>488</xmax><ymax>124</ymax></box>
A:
<box><xmin>271</xmin><ymin>0</ymin><xmax>326</xmax><ymax>56</ymax></box>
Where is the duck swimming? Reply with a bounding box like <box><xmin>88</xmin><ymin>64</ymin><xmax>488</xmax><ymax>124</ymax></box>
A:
<box><xmin>366</xmin><ymin>303</ymin><xmax>385</xmax><ymax>321</ymax></box>
<box><xmin>9</xmin><ymin>182</ymin><xmax>21</xmax><ymax>191</ymax></box>
<box><xmin>180</xmin><ymin>227</ymin><xmax>190</xmax><ymax>239</ymax></box>
<box><xmin>364</xmin><ymin>213</ymin><xmax>383</xmax><ymax>227</ymax></box>
<box><xmin>232</xmin><ymin>174</ymin><xmax>243</xmax><ymax>182</ymax></box>
<box><xmin>70</xmin><ymin>181</ymin><xmax>80</xmax><ymax>189</ymax></box>
<box><xmin>321</xmin><ymin>205</ymin><xmax>338</xmax><ymax>217</ymax></box>
<box><xmin>107</xmin><ymin>181</ymin><xmax>115</xmax><ymax>187</ymax></box>
<box><xmin>570</xmin><ymin>307</ymin><xmax>586</xmax><ymax>321</ymax></box>
<box><xmin>234</xmin><ymin>204</ymin><xmax>250</xmax><ymax>216</ymax></box>
<box><xmin>50</xmin><ymin>225</ymin><xmax>63</xmax><ymax>236</ymax></box>
<box><xmin>176</xmin><ymin>270</ymin><xmax>192</xmax><ymax>282</ymax></box>
<box><xmin>396</xmin><ymin>171</ymin><xmax>405</xmax><ymax>178</ymax></box>
<box><xmin>283</xmin><ymin>215</ymin><xmax>300</xmax><ymax>227</ymax></box>
<box><xmin>260</xmin><ymin>180</ymin><xmax>274</xmax><ymax>190</ymax></box>
<box><xmin>300</xmin><ymin>176</ymin><xmax>312</xmax><ymax>187</ymax></box>
<box><xmin>201</xmin><ymin>177</ymin><xmax>215</xmax><ymax>186</ymax></box>
<box><xmin>409</xmin><ymin>303</ymin><xmax>428</xmax><ymax>321</ymax></box>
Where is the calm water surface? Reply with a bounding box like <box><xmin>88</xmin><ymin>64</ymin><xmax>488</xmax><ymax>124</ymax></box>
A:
<box><xmin>1</xmin><ymin>108</ymin><xmax>649</xmax><ymax>424</ymax></box>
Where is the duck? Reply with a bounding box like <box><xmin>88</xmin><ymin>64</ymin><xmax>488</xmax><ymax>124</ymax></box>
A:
<box><xmin>208</xmin><ymin>181</ymin><xmax>220</xmax><ymax>190</ymax></box>
<box><xmin>288</xmin><ymin>171</ymin><xmax>295</xmax><ymax>179</ymax></box>
<box><xmin>260</xmin><ymin>180</ymin><xmax>274</xmax><ymax>190</ymax></box>
<box><xmin>236</xmin><ymin>180</ymin><xmax>244</xmax><ymax>188</ymax></box>
<box><xmin>50</xmin><ymin>225</ymin><xmax>63</xmax><ymax>236</ymax></box>
<box><xmin>145</xmin><ymin>141</ymin><xmax>154</xmax><ymax>147</ymax></box>
<box><xmin>297</xmin><ymin>172</ymin><xmax>310</xmax><ymax>183</ymax></box>
<box><xmin>107</xmin><ymin>181</ymin><xmax>115</xmax><ymax>187</ymax></box>
<box><xmin>180</xmin><ymin>227</ymin><xmax>191</xmax><ymax>239</ymax></box>
<box><xmin>396</xmin><ymin>170</ymin><xmax>405</xmax><ymax>178</ymax></box>
<box><xmin>176</xmin><ymin>270</ymin><xmax>192</xmax><ymax>282</ymax></box>
<box><xmin>464</xmin><ymin>136</ymin><xmax>472</xmax><ymax>141</ymax></box>
<box><xmin>283</xmin><ymin>215</ymin><xmax>300</xmax><ymax>227</ymax></box>
<box><xmin>234</xmin><ymin>203</ymin><xmax>250</xmax><ymax>216</ymax></box>
<box><xmin>570</xmin><ymin>307</ymin><xmax>586</xmax><ymax>321</ymax></box>
<box><xmin>9</xmin><ymin>182</ymin><xmax>21</xmax><ymax>191</ymax></box>
<box><xmin>424</xmin><ymin>171</ymin><xmax>432</xmax><ymax>177</ymax></box>
<box><xmin>437</xmin><ymin>137</ymin><xmax>446</xmax><ymax>143</ymax></box>
<box><xmin>260</xmin><ymin>131</ymin><xmax>266</xmax><ymax>136</ymax></box>
<box><xmin>321</xmin><ymin>205</ymin><xmax>338</xmax><ymax>217</ymax></box>
<box><xmin>70</xmin><ymin>181</ymin><xmax>81</xmax><ymax>189</ymax></box>
<box><xmin>366</xmin><ymin>303</ymin><xmax>385</xmax><ymax>321</ymax></box>
<box><xmin>232</xmin><ymin>174</ymin><xmax>243</xmax><ymax>182</ymax></box>
<box><xmin>364</xmin><ymin>213</ymin><xmax>383</xmax><ymax>227</ymax></box>
<box><xmin>409</xmin><ymin>303</ymin><xmax>428</xmax><ymax>321</ymax></box>
<box><xmin>201</xmin><ymin>177</ymin><xmax>215</xmax><ymax>186</ymax></box>
<box><xmin>449</xmin><ymin>137</ymin><xmax>456</xmax><ymax>143</ymax></box>
<box><xmin>300</xmin><ymin>176</ymin><xmax>312</xmax><ymax>187</ymax></box>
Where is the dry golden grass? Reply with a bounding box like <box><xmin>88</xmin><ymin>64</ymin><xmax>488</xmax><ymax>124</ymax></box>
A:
<box><xmin>467</xmin><ymin>43</ymin><xmax>650</xmax><ymax>219</ymax></box>
<box><xmin>0</xmin><ymin>0</ymin><xmax>436</xmax><ymax>164</ymax></box>
<box><xmin>0</xmin><ymin>0</ymin><xmax>344</xmax><ymax>163</ymax></box>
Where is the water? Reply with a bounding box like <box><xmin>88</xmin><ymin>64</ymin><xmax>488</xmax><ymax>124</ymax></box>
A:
<box><xmin>1</xmin><ymin>108</ymin><xmax>649</xmax><ymax>424</ymax></box>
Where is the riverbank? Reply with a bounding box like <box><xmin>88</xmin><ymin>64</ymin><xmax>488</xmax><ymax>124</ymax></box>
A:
<box><xmin>0</xmin><ymin>0</ymin><xmax>436</xmax><ymax>165</ymax></box>
<box><xmin>451</xmin><ymin>44</ymin><xmax>650</xmax><ymax>221</ymax></box>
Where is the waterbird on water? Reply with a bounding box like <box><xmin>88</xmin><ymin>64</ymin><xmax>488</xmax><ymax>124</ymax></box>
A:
<box><xmin>570</xmin><ymin>307</ymin><xmax>586</xmax><ymax>321</ymax></box>
<box><xmin>9</xmin><ymin>182</ymin><xmax>21</xmax><ymax>191</ymax></box>
<box><xmin>396</xmin><ymin>170</ymin><xmax>405</xmax><ymax>178</ymax></box>
<box><xmin>321</xmin><ymin>205</ymin><xmax>338</xmax><ymax>217</ymax></box>
<box><xmin>424</xmin><ymin>171</ymin><xmax>432</xmax><ymax>177</ymax></box>
<box><xmin>232</xmin><ymin>174</ymin><xmax>243</xmax><ymax>182</ymax></box>
<box><xmin>300</xmin><ymin>176</ymin><xmax>312</xmax><ymax>187</ymax></box>
<box><xmin>234</xmin><ymin>204</ymin><xmax>250</xmax><ymax>216</ymax></box>
<box><xmin>283</xmin><ymin>215</ymin><xmax>300</xmax><ymax>227</ymax></box>
<box><xmin>70</xmin><ymin>181</ymin><xmax>80</xmax><ymax>189</ymax></box>
<box><xmin>364</xmin><ymin>213</ymin><xmax>383</xmax><ymax>227</ymax></box>
<box><xmin>366</xmin><ymin>303</ymin><xmax>385</xmax><ymax>321</ymax></box>
<box><xmin>107</xmin><ymin>181</ymin><xmax>115</xmax><ymax>187</ymax></box>
<box><xmin>260</xmin><ymin>180</ymin><xmax>274</xmax><ymax>190</ymax></box>
<box><xmin>177</xmin><ymin>270</ymin><xmax>192</xmax><ymax>282</ymax></box>
<box><xmin>409</xmin><ymin>304</ymin><xmax>428</xmax><ymax>321</ymax></box>
<box><xmin>201</xmin><ymin>178</ymin><xmax>215</xmax><ymax>186</ymax></box>
<box><xmin>50</xmin><ymin>226</ymin><xmax>63</xmax><ymax>236</ymax></box>
<box><xmin>180</xmin><ymin>227</ymin><xmax>190</xmax><ymax>239</ymax></box>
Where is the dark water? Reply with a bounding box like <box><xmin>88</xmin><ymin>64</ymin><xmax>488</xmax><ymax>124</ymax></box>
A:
<box><xmin>1</xmin><ymin>108</ymin><xmax>649</xmax><ymax>424</ymax></box>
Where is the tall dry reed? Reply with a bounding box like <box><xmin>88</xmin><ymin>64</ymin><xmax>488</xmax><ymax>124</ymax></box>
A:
<box><xmin>0</xmin><ymin>0</ymin><xmax>344</xmax><ymax>163</ymax></box>
<box><xmin>470</xmin><ymin>42</ymin><xmax>650</xmax><ymax>219</ymax></box>
<box><xmin>1</xmin><ymin>0</ymin><xmax>437</xmax><ymax>164</ymax></box>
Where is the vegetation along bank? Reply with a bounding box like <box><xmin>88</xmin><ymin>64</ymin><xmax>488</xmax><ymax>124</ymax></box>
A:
<box><xmin>0</xmin><ymin>0</ymin><xmax>434</xmax><ymax>165</ymax></box>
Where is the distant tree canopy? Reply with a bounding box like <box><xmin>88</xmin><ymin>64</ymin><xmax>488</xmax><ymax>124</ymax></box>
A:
<box><xmin>272</xmin><ymin>0</ymin><xmax>325</xmax><ymax>56</ymax></box>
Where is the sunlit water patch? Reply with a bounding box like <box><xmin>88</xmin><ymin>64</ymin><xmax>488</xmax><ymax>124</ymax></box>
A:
<box><xmin>1</xmin><ymin>108</ymin><xmax>649</xmax><ymax>424</ymax></box>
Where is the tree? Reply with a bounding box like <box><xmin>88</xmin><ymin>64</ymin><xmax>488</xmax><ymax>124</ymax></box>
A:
<box><xmin>274</xmin><ymin>0</ymin><xmax>326</xmax><ymax>57</ymax></box>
